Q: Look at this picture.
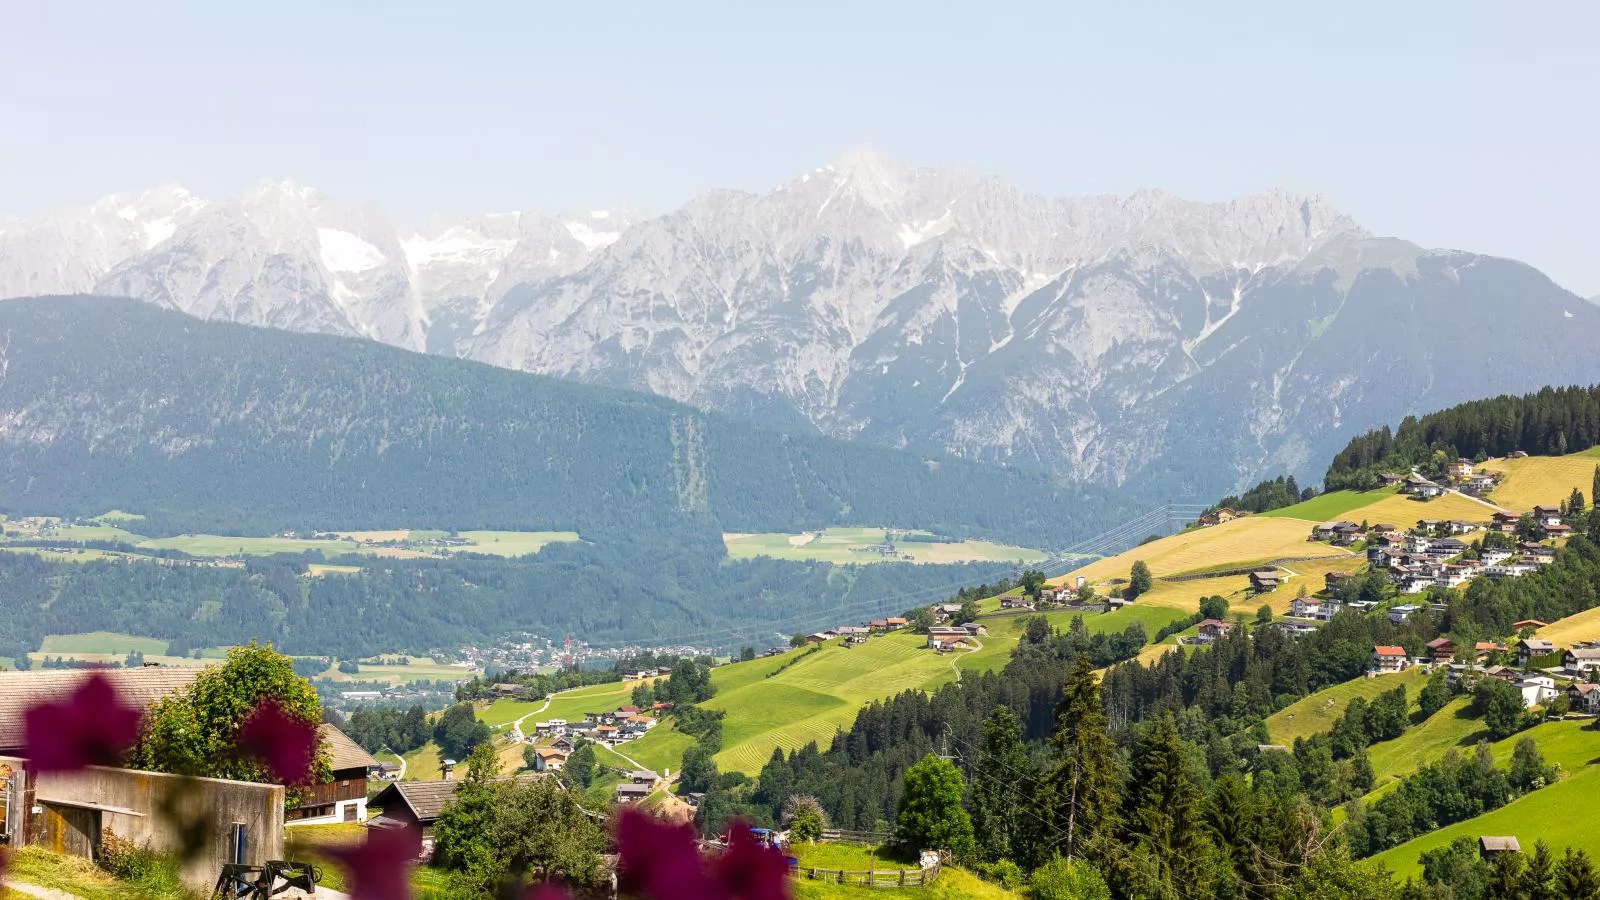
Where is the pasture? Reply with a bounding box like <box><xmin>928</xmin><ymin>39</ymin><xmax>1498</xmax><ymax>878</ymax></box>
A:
<box><xmin>1536</xmin><ymin>605</ymin><xmax>1600</xmax><ymax>647</ymax></box>
<box><xmin>1363</xmin><ymin>698</ymin><xmax>1483</xmax><ymax>790</ymax></box>
<box><xmin>1265</xmin><ymin>668</ymin><xmax>1427</xmax><ymax>745</ymax></box>
<box><xmin>1333</xmin><ymin>490</ymin><xmax>1495</xmax><ymax>527</ymax></box>
<box><xmin>1260</xmin><ymin>490</ymin><xmax>1389</xmax><ymax>522</ymax></box>
<box><xmin>307</xmin><ymin>563</ymin><xmax>361</xmax><ymax>576</ymax></box>
<box><xmin>1064</xmin><ymin>516</ymin><xmax>1349</xmax><ymax>585</ymax></box>
<box><xmin>39</xmin><ymin>631</ymin><xmax>169</xmax><ymax>656</ymax></box>
<box><xmin>1371</xmin><ymin>763</ymin><xmax>1600</xmax><ymax>878</ymax></box>
<box><xmin>1481</xmin><ymin>447</ymin><xmax>1600</xmax><ymax>512</ymax></box>
<box><xmin>722</xmin><ymin>527</ymin><xmax>1048</xmax><ymax>565</ymax></box>
<box><xmin>453</xmin><ymin>530</ymin><xmax>580</xmax><ymax>557</ymax></box>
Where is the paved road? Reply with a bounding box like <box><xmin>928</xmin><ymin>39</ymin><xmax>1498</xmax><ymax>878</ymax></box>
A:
<box><xmin>507</xmin><ymin>693</ymin><xmax>555</xmax><ymax>739</ymax></box>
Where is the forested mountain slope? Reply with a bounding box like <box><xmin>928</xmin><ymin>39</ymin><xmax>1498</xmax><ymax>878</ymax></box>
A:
<box><xmin>0</xmin><ymin>296</ymin><xmax>1122</xmax><ymax>546</ymax></box>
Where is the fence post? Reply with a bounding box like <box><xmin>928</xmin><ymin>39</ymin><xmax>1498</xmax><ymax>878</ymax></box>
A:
<box><xmin>899</xmin><ymin>869</ymin><xmax>905</xmax><ymax>886</ymax></box>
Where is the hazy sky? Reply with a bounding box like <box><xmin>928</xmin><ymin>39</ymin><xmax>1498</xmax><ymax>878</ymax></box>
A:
<box><xmin>5</xmin><ymin>1</ymin><xmax>1597</xmax><ymax>294</ymax></box>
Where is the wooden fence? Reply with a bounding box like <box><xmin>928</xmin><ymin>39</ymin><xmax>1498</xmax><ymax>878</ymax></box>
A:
<box><xmin>797</xmin><ymin>861</ymin><xmax>940</xmax><ymax>887</ymax></box>
<box><xmin>820</xmin><ymin>828</ymin><xmax>896</xmax><ymax>845</ymax></box>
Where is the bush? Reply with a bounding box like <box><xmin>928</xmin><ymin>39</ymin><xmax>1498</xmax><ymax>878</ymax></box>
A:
<box><xmin>1027</xmin><ymin>856</ymin><xmax>1112</xmax><ymax>900</ymax></box>
<box><xmin>974</xmin><ymin>859</ymin><xmax>1026</xmax><ymax>889</ymax></box>
<box><xmin>97</xmin><ymin>828</ymin><xmax>183</xmax><ymax>891</ymax></box>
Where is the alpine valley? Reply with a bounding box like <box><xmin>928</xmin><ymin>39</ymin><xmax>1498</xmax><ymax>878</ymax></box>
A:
<box><xmin>5</xmin><ymin>149</ymin><xmax>1600</xmax><ymax>501</ymax></box>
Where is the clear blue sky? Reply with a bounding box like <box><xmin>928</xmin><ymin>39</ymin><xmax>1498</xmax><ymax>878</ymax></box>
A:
<box><xmin>5</xmin><ymin>1</ymin><xmax>1597</xmax><ymax>294</ymax></box>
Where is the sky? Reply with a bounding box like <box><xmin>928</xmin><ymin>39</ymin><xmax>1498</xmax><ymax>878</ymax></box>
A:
<box><xmin>3</xmin><ymin>1</ymin><xmax>1597</xmax><ymax>295</ymax></box>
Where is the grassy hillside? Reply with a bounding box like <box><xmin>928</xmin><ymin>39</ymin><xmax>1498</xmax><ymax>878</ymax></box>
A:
<box><xmin>1363</xmin><ymin>698</ymin><xmax>1483</xmax><ymax>790</ymax></box>
<box><xmin>1259</xmin><ymin>491</ymin><xmax>1386</xmax><ymax>521</ymax></box>
<box><xmin>1371</xmin><ymin>754</ymin><xmax>1600</xmax><ymax>878</ymax></box>
<box><xmin>1536</xmin><ymin>605</ymin><xmax>1600</xmax><ymax>647</ymax></box>
<box><xmin>1480</xmin><ymin>446</ymin><xmax>1600</xmax><ymax>511</ymax></box>
<box><xmin>621</xmin><ymin>603</ymin><xmax>1189</xmax><ymax>777</ymax></box>
<box><xmin>1265</xmin><ymin>669</ymin><xmax>1427</xmax><ymax>745</ymax></box>
<box><xmin>1064</xmin><ymin>516</ymin><xmax>1349</xmax><ymax>584</ymax></box>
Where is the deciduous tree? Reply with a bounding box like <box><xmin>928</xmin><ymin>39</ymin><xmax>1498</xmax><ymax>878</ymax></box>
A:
<box><xmin>895</xmin><ymin>754</ymin><xmax>975</xmax><ymax>861</ymax></box>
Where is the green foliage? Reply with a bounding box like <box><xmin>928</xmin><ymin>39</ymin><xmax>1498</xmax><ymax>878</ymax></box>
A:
<box><xmin>1325</xmin><ymin>385</ymin><xmax>1600</xmax><ymax>489</ymax></box>
<box><xmin>782</xmin><ymin>795</ymin><xmax>828</xmax><ymax>843</ymax></box>
<box><xmin>131</xmin><ymin>642</ymin><xmax>329</xmax><ymax>786</ymax></box>
<box><xmin>1199</xmin><ymin>594</ymin><xmax>1229</xmax><ymax>621</ymax></box>
<box><xmin>1047</xmin><ymin>657</ymin><xmax>1122</xmax><ymax>867</ymax></box>
<box><xmin>345</xmin><ymin>704</ymin><xmax>430</xmax><ymax>754</ymax></box>
<box><xmin>1127</xmin><ymin>560</ymin><xmax>1153</xmax><ymax>601</ymax></box>
<box><xmin>1210</xmin><ymin>474</ymin><xmax>1306</xmax><ymax>515</ymax></box>
<box><xmin>1255</xmin><ymin>604</ymin><xmax>1274</xmax><ymax>625</ymax></box>
<box><xmin>1417</xmin><ymin>672</ymin><xmax>1453</xmax><ymax>719</ymax></box>
<box><xmin>562</xmin><ymin>742</ymin><xmax>597</xmax><ymax>789</ymax></box>
<box><xmin>679</xmin><ymin>744</ymin><xmax>719</xmax><ymax>794</ymax></box>
<box><xmin>1557</xmin><ymin>847</ymin><xmax>1600</xmax><ymax>900</ymax></box>
<box><xmin>970</xmin><ymin>707</ymin><xmax>1031</xmax><ymax>863</ymax></box>
<box><xmin>972</xmin><ymin>859</ymin><xmax>1026</xmax><ymax>890</ymax></box>
<box><xmin>1473</xmin><ymin>678</ymin><xmax>1529</xmax><ymax>740</ymax></box>
<box><xmin>1284</xmin><ymin>849</ymin><xmax>1401</xmax><ymax>900</ymax></box>
<box><xmin>1508</xmin><ymin>737</ymin><xmax>1557</xmax><ymax>791</ymax></box>
<box><xmin>895</xmin><ymin>755</ymin><xmax>976</xmax><ymax>862</ymax></box>
<box><xmin>433</xmin><ymin>702</ymin><xmax>491</xmax><ymax>761</ymax></box>
<box><xmin>1020</xmin><ymin>569</ymin><xmax>1048</xmax><ymax>598</ymax></box>
<box><xmin>1027</xmin><ymin>855</ymin><xmax>1112</xmax><ymax>900</ymax></box>
<box><xmin>433</xmin><ymin>771</ymin><xmax>607</xmax><ymax>897</ymax></box>
<box><xmin>1123</xmin><ymin>715</ymin><xmax>1212</xmax><ymax>897</ymax></box>
<box><xmin>1345</xmin><ymin>744</ymin><xmax>1519</xmax><ymax>858</ymax></box>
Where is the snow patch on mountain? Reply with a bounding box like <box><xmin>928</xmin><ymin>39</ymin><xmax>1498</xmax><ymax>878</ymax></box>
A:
<box><xmin>316</xmin><ymin>228</ymin><xmax>387</xmax><ymax>273</ymax></box>
<box><xmin>564</xmin><ymin>220</ymin><xmax>621</xmax><ymax>251</ymax></box>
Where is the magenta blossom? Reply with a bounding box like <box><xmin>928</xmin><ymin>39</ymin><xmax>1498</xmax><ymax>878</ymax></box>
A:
<box><xmin>23</xmin><ymin>672</ymin><xmax>142</xmax><ymax>772</ymax></box>
<box><xmin>616</xmin><ymin>809</ymin><xmax>717</xmax><ymax>899</ymax></box>
<box><xmin>329</xmin><ymin>824</ymin><xmax>422</xmax><ymax>900</ymax></box>
<box><xmin>615</xmin><ymin>810</ymin><xmax>792</xmax><ymax>900</ymax></box>
<box><xmin>709</xmin><ymin>821</ymin><xmax>791</xmax><ymax>900</ymax></box>
<box><xmin>234</xmin><ymin>698</ymin><xmax>318</xmax><ymax>784</ymax></box>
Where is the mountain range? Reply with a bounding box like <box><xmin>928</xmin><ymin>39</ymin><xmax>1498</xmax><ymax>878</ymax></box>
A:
<box><xmin>6</xmin><ymin>150</ymin><xmax>1600</xmax><ymax>500</ymax></box>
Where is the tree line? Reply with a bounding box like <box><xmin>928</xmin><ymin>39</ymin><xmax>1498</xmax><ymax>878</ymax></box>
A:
<box><xmin>1325</xmin><ymin>384</ymin><xmax>1600</xmax><ymax>490</ymax></box>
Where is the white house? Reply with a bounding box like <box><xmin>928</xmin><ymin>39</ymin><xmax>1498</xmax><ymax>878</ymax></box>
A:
<box><xmin>1388</xmin><ymin>604</ymin><xmax>1422</xmax><ymax>624</ymax></box>
<box><xmin>1372</xmin><ymin>645</ymin><xmax>1409</xmax><ymax>674</ymax></box>
<box><xmin>1515</xmin><ymin>675</ymin><xmax>1559</xmax><ymax>708</ymax></box>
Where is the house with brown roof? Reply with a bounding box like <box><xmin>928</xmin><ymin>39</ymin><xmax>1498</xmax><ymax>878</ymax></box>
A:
<box><xmin>1448</xmin><ymin>459</ymin><xmax>1474</xmax><ymax>481</ymax></box>
<box><xmin>1426</xmin><ymin>638</ymin><xmax>1457</xmax><ymax>663</ymax></box>
<box><xmin>532</xmin><ymin>748</ymin><xmax>569</xmax><ymax>773</ymax></box>
<box><xmin>1479</xmin><ymin>836</ymin><xmax>1520</xmax><ymax>859</ymax></box>
<box><xmin>1249</xmin><ymin>570</ymin><xmax>1280</xmax><ymax>593</ymax></box>
<box><xmin>370</xmin><ymin>774</ymin><xmax>542</xmax><ymax>832</ymax></box>
<box><xmin>0</xmin><ymin>667</ymin><xmax>200</xmax><ymax>754</ymax></box>
<box><xmin>1567</xmin><ymin>683</ymin><xmax>1600</xmax><ymax>715</ymax></box>
<box><xmin>1197</xmin><ymin>508</ymin><xmax>1238</xmax><ymax>527</ymax></box>
<box><xmin>287</xmin><ymin>724</ymin><xmax>379</xmax><ymax>826</ymax></box>
<box><xmin>1516</xmin><ymin>638</ymin><xmax>1556</xmax><ymax>667</ymax></box>
<box><xmin>1195</xmin><ymin>620</ymin><xmax>1233</xmax><ymax>643</ymax></box>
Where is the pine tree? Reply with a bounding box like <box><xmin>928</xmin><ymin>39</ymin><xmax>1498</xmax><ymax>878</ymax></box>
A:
<box><xmin>1048</xmin><ymin>656</ymin><xmax>1124</xmax><ymax>864</ymax></box>
<box><xmin>1521</xmin><ymin>840</ymin><xmax>1559</xmax><ymax>900</ymax></box>
<box><xmin>1125</xmin><ymin>715</ymin><xmax>1213</xmax><ymax>898</ymax></box>
<box><xmin>970</xmin><ymin>707</ymin><xmax>1033</xmax><ymax>863</ymax></box>
<box><xmin>1556</xmin><ymin>847</ymin><xmax>1600</xmax><ymax>900</ymax></box>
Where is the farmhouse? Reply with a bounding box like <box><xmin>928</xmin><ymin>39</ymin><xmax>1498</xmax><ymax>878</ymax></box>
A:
<box><xmin>926</xmin><ymin>626</ymin><xmax>971</xmax><ymax>650</ymax></box>
<box><xmin>370</xmin><ymin>774</ymin><xmax>540</xmax><ymax>832</ymax></box>
<box><xmin>1277</xmin><ymin>621</ymin><xmax>1319</xmax><ymax>638</ymax></box>
<box><xmin>1448</xmin><ymin>458</ymin><xmax>1474</xmax><ymax>481</ymax></box>
<box><xmin>1516</xmin><ymin>638</ymin><xmax>1556</xmax><ymax>667</ymax></box>
<box><xmin>1479</xmin><ymin>837</ymin><xmax>1521</xmax><ymax>859</ymax></box>
<box><xmin>615</xmin><ymin>783</ymin><xmax>653</xmax><ymax>804</ymax></box>
<box><xmin>1425</xmin><ymin>638</ymin><xmax>1457</xmax><ymax>663</ymax></box>
<box><xmin>1532</xmin><ymin>506</ymin><xmax>1563</xmax><ymax>528</ymax></box>
<box><xmin>1372</xmin><ymin>645</ymin><xmax>1409</xmax><ymax>674</ymax></box>
<box><xmin>1249</xmin><ymin>570</ymin><xmax>1280</xmax><ymax>593</ymax></box>
<box><xmin>1515</xmin><ymin>675</ymin><xmax>1558</xmax><ymax>708</ymax></box>
<box><xmin>1491</xmin><ymin>512</ymin><xmax>1522</xmax><ymax>533</ymax></box>
<box><xmin>532</xmin><ymin>748</ymin><xmax>568</xmax><ymax>773</ymax></box>
<box><xmin>1387</xmin><ymin>604</ymin><xmax>1421</xmax><ymax>624</ymax></box>
<box><xmin>1563</xmin><ymin>647</ymin><xmax>1600</xmax><ymax>676</ymax></box>
<box><xmin>1288</xmin><ymin>597</ymin><xmax>1322</xmax><ymax>619</ymax></box>
<box><xmin>285</xmin><ymin>725</ymin><xmax>378</xmax><ymax>825</ymax></box>
<box><xmin>1000</xmin><ymin>596</ymin><xmax>1035</xmax><ymax>611</ymax></box>
<box><xmin>1197</xmin><ymin>508</ymin><xmax>1239</xmax><ymax>527</ymax></box>
<box><xmin>1567</xmin><ymin>683</ymin><xmax>1600</xmax><ymax>714</ymax></box>
<box><xmin>1194</xmin><ymin>619</ymin><xmax>1233</xmax><ymax>643</ymax></box>
<box><xmin>0</xmin><ymin>667</ymin><xmax>201</xmax><ymax>755</ymax></box>
<box><xmin>885</xmin><ymin>617</ymin><xmax>908</xmax><ymax>628</ymax></box>
<box><xmin>1512</xmin><ymin>619</ymin><xmax>1550</xmax><ymax>631</ymax></box>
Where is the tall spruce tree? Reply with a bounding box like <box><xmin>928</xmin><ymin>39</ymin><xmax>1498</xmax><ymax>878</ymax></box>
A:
<box><xmin>1125</xmin><ymin>715</ymin><xmax>1213</xmax><ymax>899</ymax></box>
<box><xmin>1557</xmin><ymin>847</ymin><xmax>1600</xmax><ymax>900</ymax></box>
<box><xmin>1048</xmin><ymin>656</ymin><xmax>1124</xmax><ymax>865</ymax></box>
<box><xmin>970</xmin><ymin>706</ymin><xmax>1034</xmax><ymax>863</ymax></box>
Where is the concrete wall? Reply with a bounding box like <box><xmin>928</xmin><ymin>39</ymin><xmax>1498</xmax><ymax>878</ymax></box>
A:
<box><xmin>0</xmin><ymin>756</ymin><xmax>284</xmax><ymax>894</ymax></box>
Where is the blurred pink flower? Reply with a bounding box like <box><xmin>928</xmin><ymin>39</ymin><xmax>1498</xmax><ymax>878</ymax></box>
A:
<box><xmin>616</xmin><ymin>809</ymin><xmax>716</xmax><ymax>899</ymax></box>
<box><xmin>522</xmin><ymin>882</ymin><xmax>574</xmax><ymax>900</ymax></box>
<box><xmin>234</xmin><ymin>698</ymin><xmax>318</xmax><ymax>784</ymax></box>
<box><xmin>329</xmin><ymin>823</ymin><xmax>422</xmax><ymax>900</ymax></box>
<box><xmin>23</xmin><ymin>672</ymin><xmax>142</xmax><ymax>772</ymax></box>
<box><xmin>615</xmin><ymin>810</ymin><xmax>791</xmax><ymax>900</ymax></box>
<box><xmin>709</xmin><ymin>821</ymin><xmax>790</xmax><ymax>900</ymax></box>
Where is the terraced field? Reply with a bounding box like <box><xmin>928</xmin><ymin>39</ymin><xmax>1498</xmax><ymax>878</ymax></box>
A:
<box><xmin>1480</xmin><ymin>447</ymin><xmax>1600</xmax><ymax>512</ymax></box>
<box><xmin>704</xmin><ymin>633</ymin><xmax>955</xmax><ymax>774</ymax></box>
